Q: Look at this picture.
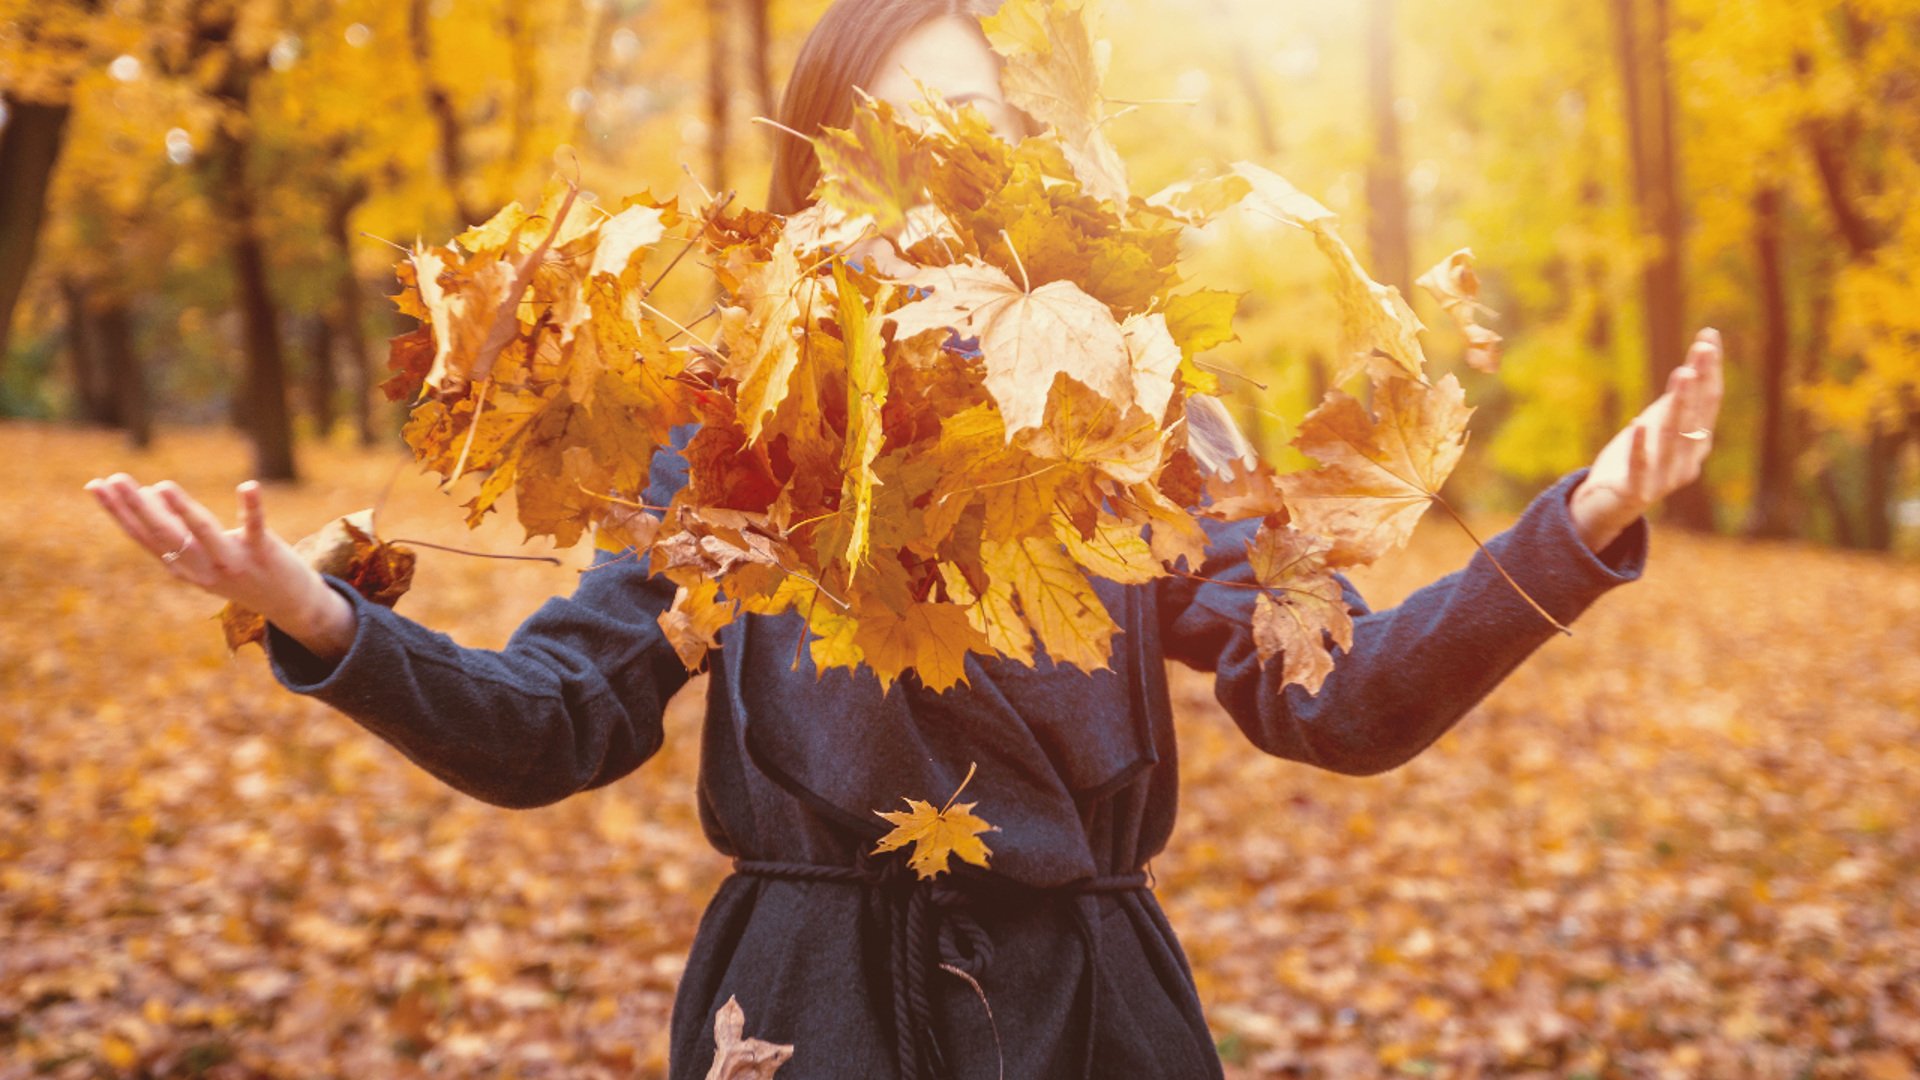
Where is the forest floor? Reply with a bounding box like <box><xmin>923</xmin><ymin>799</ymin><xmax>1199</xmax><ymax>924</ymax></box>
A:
<box><xmin>4</xmin><ymin>422</ymin><xmax>1919</xmax><ymax>1080</ymax></box>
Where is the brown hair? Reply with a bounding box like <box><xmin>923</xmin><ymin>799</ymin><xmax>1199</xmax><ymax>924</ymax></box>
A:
<box><xmin>767</xmin><ymin>0</ymin><xmax>1004</xmax><ymax>215</ymax></box>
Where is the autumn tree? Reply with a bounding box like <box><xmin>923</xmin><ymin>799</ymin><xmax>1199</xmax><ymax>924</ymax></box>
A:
<box><xmin>1611</xmin><ymin>0</ymin><xmax>1715</xmax><ymax>530</ymax></box>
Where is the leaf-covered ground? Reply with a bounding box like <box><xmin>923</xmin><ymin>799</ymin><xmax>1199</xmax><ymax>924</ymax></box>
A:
<box><xmin>5</xmin><ymin>424</ymin><xmax>1917</xmax><ymax>1079</ymax></box>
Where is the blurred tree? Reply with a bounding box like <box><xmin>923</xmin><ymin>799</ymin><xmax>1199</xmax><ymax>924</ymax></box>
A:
<box><xmin>1611</xmin><ymin>0</ymin><xmax>1715</xmax><ymax>530</ymax></box>
<box><xmin>1364</xmin><ymin>0</ymin><xmax>1411</xmax><ymax>299</ymax></box>
<box><xmin>408</xmin><ymin>0</ymin><xmax>480</xmax><ymax>227</ymax></box>
<box><xmin>1790</xmin><ymin>5</ymin><xmax>1920</xmax><ymax>551</ymax></box>
<box><xmin>707</xmin><ymin>0</ymin><xmax>733</xmax><ymax>192</ymax></box>
<box><xmin>0</xmin><ymin>98</ymin><xmax>70</xmax><ymax>377</ymax></box>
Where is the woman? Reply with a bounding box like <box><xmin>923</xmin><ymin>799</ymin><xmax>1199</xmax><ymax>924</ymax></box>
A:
<box><xmin>84</xmin><ymin>1</ymin><xmax>1724</xmax><ymax>1077</ymax></box>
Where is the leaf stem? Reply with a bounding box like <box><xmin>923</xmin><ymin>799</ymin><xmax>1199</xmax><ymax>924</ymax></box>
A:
<box><xmin>660</xmin><ymin>303</ymin><xmax>721</xmax><ymax>345</ymax></box>
<box><xmin>941</xmin><ymin>761</ymin><xmax>979</xmax><ymax>815</ymax></box>
<box><xmin>1195</xmin><ymin>358</ymin><xmax>1269</xmax><ymax>391</ymax></box>
<box><xmin>447</xmin><ymin>377</ymin><xmax>493</xmax><ymax>487</ymax></box>
<box><xmin>575</xmin><ymin>483</ymin><xmax>672</xmax><ymax>513</ymax></box>
<box><xmin>640</xmin><ymin>298</ymin><xmax>717</xmax><ymax>351</ymax></box>
<box><xmin>385</xmin><ymin>537</ymin><xmax>563</xmax><ymax>565</ymax></box>
<box><xmin>751</xmin><ymin>115</ymin><xmax>815</xmax><ymax>145</ymax></box>
<box><xmin>998</xmin><ymin>228</ymin><xmax>1032</xmax><ymax>293</ymax></box>
<box><xmin>1429</xmin><ymin>493</ymin><xmax>1572</xmax><ymax>635</ymax></box>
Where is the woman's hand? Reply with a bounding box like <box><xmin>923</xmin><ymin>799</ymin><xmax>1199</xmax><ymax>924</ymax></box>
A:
<box><xmin>1569</xmin><ymin>327</ymin><xmax>1726</xmax><ymax>552</ymax></box>
<box><xmin>82</xmin><ymin>474</ymin><xmax>357</xmax><ymax>662</ymax></box>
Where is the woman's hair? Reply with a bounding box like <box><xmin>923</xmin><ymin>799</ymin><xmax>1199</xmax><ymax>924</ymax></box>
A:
<box><xmin>767</xmin><ymin>0</ymin><xmax>1003</xmax><ymax>215</ymax></box>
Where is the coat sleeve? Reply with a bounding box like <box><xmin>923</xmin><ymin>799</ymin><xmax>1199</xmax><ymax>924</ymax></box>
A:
<box><xmin>260</xmin><ymin>423</ymin><xmax>702</xmax><ymax>809</ymax></box>
<box><xmin>1156</xmin><ymin>465</ymin><xmax>1650</xmax><ymax>776</ymax></box>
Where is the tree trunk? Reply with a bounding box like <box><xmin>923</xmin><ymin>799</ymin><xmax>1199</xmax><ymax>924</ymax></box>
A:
<box><xmin>307</xmin><ymin>313</ymin><xmax>336</xmax><ymax>437</ymax></box>
<box><xmin>707</xmin><ymin>0</ymin><xmax>732</xmax><ymax>193</ymax></box>
<box><xmin>1610</xmin><ymin>0</ymin><xmax>1714</xmax><ymax>530</ymax></box>
<box><xmin>746</xmin><ymin>0</ymin><xmax>775</xmax><ymax>124</ymax></box>
<box><xmin>0</xmin><ymin>97</ymin><xmax>71</xmax><ymax>380</ymax></box>
<box><xmin>218</xmin><ymin>135</ymin><xmax>298</xmax><ymax>482</ymax></box>
<box><xmin>62</xmin><ymin>278</ymin><xmax>112</xmax><ymax>424</ymax></box>
<box><xmin>1816</xmin><ymin>462</ymin><xmax>1858</xmax><ymax>548</ymax></box>
<box><xmin>96</xmin><ymin>299</ymin><xmax>150</xmax><ymax>450</ymax></box>
<box><xmin>1745</xmin><ymin>185</ymin><xmax>1798</xmax><ymax>539</ymax></box>
<box><xmin>409</xmin><ymin>0</ymin><xmax>480</xmax><ymax>226</ymax></box>
<box><xmin>336</xmin><ymin>245</ymin><xmax>378</xmax><ymax>450</ymax></box>
<box><xmin>504</xmin><ymin>0</ymin><xmax>537</xmax><ymax>173</ymax></box>
<box><xmin>325</xmin><ymin>184</ymin><xmax>378</xmax><ymax>446</ymax></box>
<box><xmin>1863</xmin><ymin>425</ymin><xmax>1897</xmax><ymax>551</ymax></box>
<box><xmin>1363</xmin><ymin>0</ymin><xmax>1412</xmax><ymax>298</ymax></box>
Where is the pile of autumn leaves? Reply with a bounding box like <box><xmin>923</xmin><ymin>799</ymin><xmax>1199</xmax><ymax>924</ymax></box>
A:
<box><xmin>376</xmin><ymin>0</ymin><xmax>1500</xmax><ymax>697</ymax></box>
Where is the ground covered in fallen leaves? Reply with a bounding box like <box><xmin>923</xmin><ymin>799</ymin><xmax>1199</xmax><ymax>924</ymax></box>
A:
<box><xmin>5</xmin><ymin>424</ymin><xmax>1918</xmax><ymax>1079</ymax></box>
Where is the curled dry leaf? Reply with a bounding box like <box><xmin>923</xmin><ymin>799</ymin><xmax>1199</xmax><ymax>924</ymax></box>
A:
<box><xmin>1417</xmin><ymin>247</ymin><xmax>1504</xmax><ymax>373</ymax></box>
<box><xmin>704</xmin><ymin>996</ymin><xmax>793</xmax><ymax>1080</ymax></box>
<box><xmin>221</xmin><ymin>511</ymin><xmax>415</xmax><ymax>651</ymax></box>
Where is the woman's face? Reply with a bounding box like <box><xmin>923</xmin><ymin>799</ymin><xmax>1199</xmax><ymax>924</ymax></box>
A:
<box><xmin>863</xmin><ymin>14</ymin><xmax>1026</xmax><ymax>142</ymax></box>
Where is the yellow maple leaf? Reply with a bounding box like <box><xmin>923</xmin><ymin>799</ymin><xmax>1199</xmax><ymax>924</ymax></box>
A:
<box><xmin>873</xmin><ymin>762</ymin><xmax>999</xmax><ymax>881</ymax></box>
<box><xmin>887</xmin><ymin>257</ymin><xmax>1133</xmax><ymax>438</ymax></box>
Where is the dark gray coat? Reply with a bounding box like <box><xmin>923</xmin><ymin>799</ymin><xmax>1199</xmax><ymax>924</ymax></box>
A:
<box><xmin>265</xmin><ymin>427</ymin><xmax>1648</xmax><ymax>1080</ymax></box>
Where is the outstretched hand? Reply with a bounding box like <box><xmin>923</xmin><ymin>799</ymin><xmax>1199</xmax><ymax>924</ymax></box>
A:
<box><xmin>1569</xmin><ymin>327</ymin><xmax>1726</xmax><ymax>552</ymax></box>
<box><xmin>82</xmin><ymin>474</ymin><xmax>356</xmax><ymax>661</ymax></box>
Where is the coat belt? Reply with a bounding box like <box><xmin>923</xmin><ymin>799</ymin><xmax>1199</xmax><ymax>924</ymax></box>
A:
<box><xmin>730</xmin><ymin>857</ymin><xmax>1150</xmax><ymax>1080</ymax></box>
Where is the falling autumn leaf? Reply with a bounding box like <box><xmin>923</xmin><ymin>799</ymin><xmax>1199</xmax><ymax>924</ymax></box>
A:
<box><xmin>1280</xmin><ymin>374</ymin><xmax>1474</xmax><ymax>568</ymax></box>
<box><xmin>873</xmin><ymin>763</ymin><xmax>1000</xmax><ymax>880</ymax></box>
<box><xmin>361</xmin><ymin>0</ymin><xmax>1547</xmax><ymax>696</ymax></box>
<box><xmin>1417</xmin><ymin>247</ymin><xmax>1505</xmax><ymax>373</ymax></box>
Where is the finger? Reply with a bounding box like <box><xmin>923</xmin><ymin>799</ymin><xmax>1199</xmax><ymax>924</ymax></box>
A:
<box><xmin>1671</xmin><ymin>357</ymin><xmax>1707</xmax><ymax>437</ymax></box>
<box><xmin>155</xmin><ymin>481</ymin><xmax>242</xmax><ymax>570</ymax></box>
<box><xmin>1684</xmin><ymin>341</ymin><xmax>1721</xmax><ymax>439</ymax></box>
<box><xmin>1626</xmin><ymin>422</ymin><xmax>1650</xmax><ymax>492</ymax></box>
<box><xmin>114</xmin><ymin>475</ymin><xmax>192</xmax><ymax>555</ymax></box>
<box><xmin>89</xmin><ymin>477</ymin><xmax>166</xmax><ymax>552</ymax></box>
<box><xmin>238</xmin><ymin>481</ymin><xmax>267</xmax><ymax>546</ymax></box>
<box><xmin>1659</xmin><ymin>367</ymin><xmax>1692</xmax><ymax>444</ymax></box>
<box><xmin>1696</xmin><ymin>330</ymin><xmax>1726</xmax><ymax>420</ymax></box>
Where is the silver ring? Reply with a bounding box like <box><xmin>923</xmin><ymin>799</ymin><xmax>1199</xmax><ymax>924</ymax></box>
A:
<box><xmin>161</xmin><ymin>533</ymin><xmax>194</xmax><ymax>564</ymax></box>
<box><xmin>1679</xmin><ymin>428</ymin><xmax>1712</xmax><ymax>441</ymax></box>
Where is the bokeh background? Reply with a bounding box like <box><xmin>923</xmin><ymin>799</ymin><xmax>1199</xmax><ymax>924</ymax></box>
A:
<box><xmin>4</xmin><ymin>1</ymin><xmax>1920</xmax><ymax>1078</ymax></box>
<box><xmin>3</xmin><ymin>0</ymin><xmax>1918</xmax><ymax>542</ymax></box>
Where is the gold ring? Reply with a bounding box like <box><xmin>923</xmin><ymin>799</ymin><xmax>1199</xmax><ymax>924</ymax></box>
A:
<box><xmin>161</xmin><ymin>533</ymin><xmax>194</xmax><ymax>564</ymax></box>
<box><xmin>1679</xmin><ymin>428</ymin><xmax>1711</xmax><ymax>441</ymax></box>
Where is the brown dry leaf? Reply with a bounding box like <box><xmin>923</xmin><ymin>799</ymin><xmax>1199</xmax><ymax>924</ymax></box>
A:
<box><xmin>1417</xmin><ymin>248</ymin><xmax>1504</xmax><ymax>373</ymax></box>
<box><xmin>811</xmin><ymin>96</ymin><xmax>936</xmax><ymax>235</ymax></box>
<box><xmin>873</xmin><ymin>763</ymin><xmax>999</xmax><ymax>881</ymax></box>
<box><xmin>980</xmin><ymin>0</ymin><xmax>1130</xmax><ymax>207</ymax></box>
<box><xmin>220</xmin><ymin>511</ymin><xmax>415</xmax><ymax>650</ymax></box>
<box><xmin>657</xmin><ymin>578</ymin><xmax>739</xmax><ymax>672</ymax></box>
<box><xmin>1245</xmin><ymin>522</ymin><xmax>1354</xmax><ymax>695</ymax></box>
<box><xmin>704</xmin><ymin>996</ymin><xmax>793</xmax><ymax>1080</ymax></box>
<box><xmin>1280</xmin><ymin>374</ymin><xmax>1474</xmax><ymax>568</ymax></box>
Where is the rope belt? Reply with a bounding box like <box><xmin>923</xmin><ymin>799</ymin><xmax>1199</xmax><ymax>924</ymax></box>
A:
<box><xmin>731</xmin><ymin>857</ymin><xmax>1150</xmax><ymax>1080</ymax></box>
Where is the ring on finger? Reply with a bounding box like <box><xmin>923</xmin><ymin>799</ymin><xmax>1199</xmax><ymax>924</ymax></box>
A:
<box><xmin>161</xmin><ymin>532</ymin><xmax>195</xmax><ymax>564</ymax></box>
<box><xmin>1679</xmin><ymin>428</ymin><xmax>1711</xmax><ymax>441</ymax></box>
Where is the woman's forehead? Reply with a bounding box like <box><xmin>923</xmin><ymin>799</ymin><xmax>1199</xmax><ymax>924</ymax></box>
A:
<box><xmin>866</xmin><ymin>15</ymin><xmax>1004</xmax><ymax>105</ymax></box>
